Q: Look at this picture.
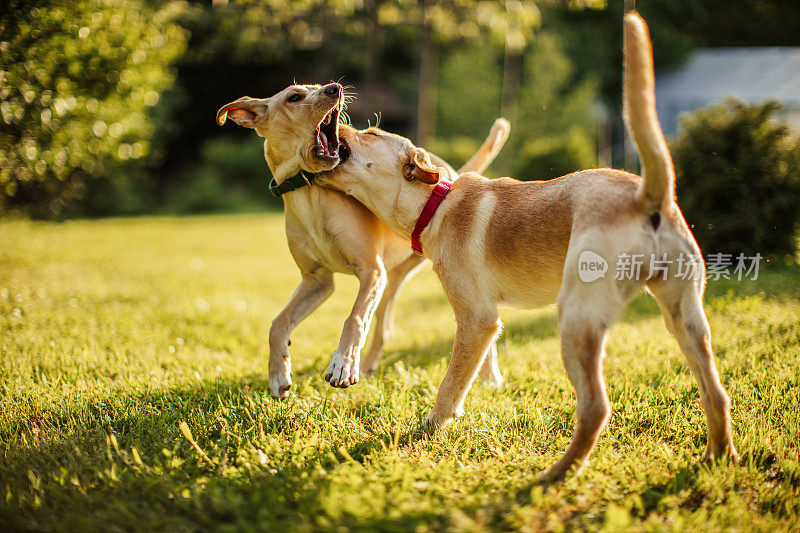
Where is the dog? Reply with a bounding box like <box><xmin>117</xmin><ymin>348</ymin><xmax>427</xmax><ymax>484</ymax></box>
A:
<box><xmin>216</xmin><ymin>84</ymin><xmax>510</xmax><ymax>399</ymax></box>
<box><xmin>313</xmin><ymin>13</ymin><xmax>737</xmax><ymax>479</ymax></box>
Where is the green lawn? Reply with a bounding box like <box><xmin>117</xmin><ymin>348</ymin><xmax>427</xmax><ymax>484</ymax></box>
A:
<box><xmin>1</xmin><ymin>213</ymin><xmax>799</xmax><ymax>532</ymax></box>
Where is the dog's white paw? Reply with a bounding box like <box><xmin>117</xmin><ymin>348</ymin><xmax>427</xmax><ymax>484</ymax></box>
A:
<box><xmin>269</xmin><ymin>363</ymin><xmax>292</xmax><ymax>400</ymax></box>
<box><xmin>324</xmin><ymin>349</ymin><xmax>359</xmax><ymax>388</ymax></box>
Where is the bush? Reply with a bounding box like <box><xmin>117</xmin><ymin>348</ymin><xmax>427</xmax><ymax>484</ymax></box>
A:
<box><xmin>513</xmin><ymin>126</ymin><xmax>595</xmax><ymax>180</ymax></box>
<box><xmin>0</xmin><ymin>0</ymin><xmax>186</xmax><ymax>218</ymax></box>
<box><xmin>161</xmin><ymin>136</ymin><xmax>277</xmax><ymax>214</ymax></box>
<box><xmin>672</xmin><ymin>99</ymin><xmax>800</xmax><ymax>257</ymax></box>
<box><xmin>435</xmin><ymin>44</ymin><xmax>503</xmax><ymax>144</ymax></box>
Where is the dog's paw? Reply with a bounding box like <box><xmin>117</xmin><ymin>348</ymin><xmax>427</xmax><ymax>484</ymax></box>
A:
<box><xmin>269</xmin><ymin>365</ymin><xmax>293</xmax><ymax>400</ymax></box>
<box><xmin>537</xmin><ymin>464</ymin><xmax>569</xmax><ymax>483</ymax></box>
<box><xmin>324</xmin><ymin>349</ymin><xmax>359</xmax><ymax>388</ymax></box>
<box><xmin>419</xmin><ymin>415</ymin><xmax>440</xmax><ymax>435</ymax></box>
<box><xmin>405</xmin><ymin>422</ymin><xmax>434</xmax><ymax>443</ymax></box>
<box><xmin>702</xmin><ymin>443</ymin><xmax>740</xmax><ymax>464</ymax></box>
<box><xmin>538</xmin><ymin>457</ymin><xmax>586</xmax><ymax>482</ymax></box>
<box><xmin>423</xmin><ymin>405</ymin><xmax>461</xmax><ymax>431</ymax></box>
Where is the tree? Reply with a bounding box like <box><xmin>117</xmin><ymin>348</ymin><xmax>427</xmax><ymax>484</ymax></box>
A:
<box><xmin>434</xmin><ymin>31</ymin><xmax>598</xmax><ymax>179</ymax></box>
<box><xmin>412</xmin><ymin>0</ymin><xmax>542</xmax><ymax>145</ymax></box>
<box><xmin>672</xmin><ymin>99</ymin><xmax>800</xmax><ymax>257</ymax></box>
<box><xmin>550</xmin><ymin>0</ymin><xmax>800</xmax><ymax>109</ymax></box>
<box><xmin>0</xmin><ymin>0</ymin><xmax>186</xmax><ymax>217</ymax></box>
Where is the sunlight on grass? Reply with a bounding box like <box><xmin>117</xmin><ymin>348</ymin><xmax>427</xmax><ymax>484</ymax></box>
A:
<box><xmin>1</xmin><ymin>214</ymin><xmax>799</xmax><ymax>530</ymax></box>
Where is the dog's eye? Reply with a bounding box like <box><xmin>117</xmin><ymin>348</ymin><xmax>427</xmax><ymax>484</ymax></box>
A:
<box><xmin>287</xmin><ymin>94</ymin><xmax>303</xmax><ymax>103</ymax></box>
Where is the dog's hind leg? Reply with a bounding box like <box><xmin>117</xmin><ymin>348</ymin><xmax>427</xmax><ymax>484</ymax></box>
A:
<box><xmin>540</xmin><ymin>270</ymin><xmax>628</xmax><ymax>481</ymax></box>
<box><xmin>648</xmin><ymin>276</ymin><xmax>737</xmax><ymax>462</ymax></box>
<box><xmin>361</xmin><ymin>254</ymin><xmax>426</xmax><ymax>374</ymax></box>
<box><xmin>269</xmin><ymin>270</ymin><xmax>334</xmax><ymax>399</ymax></box>
<box><xmin>425</xmin><ymin>308</ymin><xmax>502</xmax><ymax>428</ymax></box>
<box><xmin>478</xmin><ymin>342</ymin><xmax>503</xmax><ymax>388</ymax></box>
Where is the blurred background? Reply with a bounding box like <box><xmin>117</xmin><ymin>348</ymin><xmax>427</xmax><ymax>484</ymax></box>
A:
<box><xmin>1</xmin><ymin>0</ymin><xmax>799</xmax><ymax>257</ymax></box>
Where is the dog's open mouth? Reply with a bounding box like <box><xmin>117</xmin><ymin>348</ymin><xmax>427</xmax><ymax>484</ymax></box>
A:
<box><xmin>314</xmin><ymin>102</ymin><xmax>342</xmax><ymax>164</ymax></box>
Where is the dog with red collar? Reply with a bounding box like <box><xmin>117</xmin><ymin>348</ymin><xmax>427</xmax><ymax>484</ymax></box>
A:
<box><xmin>216</xmin><ymin>85</ymin><xmax>509</xmax><ymax>397</ymax></box>
<box><xmin>316</xmin><ymin>14</ymin><xmax>736</xmax><ymax>479</ymax></box>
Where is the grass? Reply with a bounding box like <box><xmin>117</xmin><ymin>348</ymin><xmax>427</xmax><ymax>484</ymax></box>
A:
<box><xmin>1</xmin><ymin>213</ymin><xmax>799</xmax><ymax>532</ymax></box>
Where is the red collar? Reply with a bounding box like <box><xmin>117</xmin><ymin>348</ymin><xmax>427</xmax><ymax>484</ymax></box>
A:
<box><xmin>411</xmin><ymin>180</ymin><xmax>452</xmax><ymax>255</ymax></box>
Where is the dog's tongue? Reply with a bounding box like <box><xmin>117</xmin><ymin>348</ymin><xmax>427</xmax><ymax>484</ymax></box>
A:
<box><xmin>319</xmin><ymin>130</ymin><xmax>329</xmax><ymax>153</ymax></box>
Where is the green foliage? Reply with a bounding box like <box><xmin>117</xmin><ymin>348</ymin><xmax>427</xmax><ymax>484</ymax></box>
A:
<box><xmin>549</xmin><ymin>0</ymin><xmax>695</xmax><ymax>107</ymax></box>
<box><xmin>514</xmin><ymin>126</ymin><xmax>595</xmax><ymax>180</ymax></box>
<box><xmin>1</xmin><ymin>214</ymin><xmax>799</xmax><ymax>530</ymax></box>
<box><xmin>430</xmin><ymin>43</ymin><xmax>503</xmax><ymax>171</ymax></box>
<box><xmin>4</xmin><ymin>0</ymin><xmax>798</xmax><ymax>219</ymax></box>
<box><xmin>435</xmin><ymin>43</ymin><xmax>502</xmax><ymax>142</ymax></box>
<box><xmin>162</xmin><ymin>137</ymin><xmax>277</xmax><ymax>214</ymax></box>
<box><xmin>435</xmin><ymin>33</ymin><xmax>598</xmax><ymax>178</ymax></box>
<box><xmin>672</xmin><ymin>99</ymin><xmax>800</xmax><ymax>257</ymax></box>
<box><xmin>0</xmin><ymin>0</ymin><xmax>186</xmax><ymax>218</ymax></box>
<box><xmin>510</xmin><ymin>33</ymin><xmax>598</xmax><ymax>179</ymax></box>
<box><xmin>549</xmin><ymin>0</ymin><xmax>800</xmax><ymax>110</ymax></box>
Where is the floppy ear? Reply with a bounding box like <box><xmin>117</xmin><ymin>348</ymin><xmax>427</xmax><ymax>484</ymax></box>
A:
<box><xmin>215</xmin><ymin>97</ymin><xmax>267</xmax><ymax>128</ymax></box>
<box><xmin>403</xmin><ymin>148</ymin><xmax>441</xmax><ymax>185</ymax></box>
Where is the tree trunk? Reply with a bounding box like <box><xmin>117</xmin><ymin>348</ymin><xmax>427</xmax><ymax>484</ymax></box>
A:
<box><xmin>316</xmin><ymin>8</ymin><xmax>337</xmax><ymax>81</ymax></box>
<box><xmin>415</xmin><ymin>0</ymin><xmax>437</xmax><ymax>146</ymax></box>
<box><xmin>363</xmin><ymin>0</ymin><xmax>380</xmax><ymax>113</ymax></box>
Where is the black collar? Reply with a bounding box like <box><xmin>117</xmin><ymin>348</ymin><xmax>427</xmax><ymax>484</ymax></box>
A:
<box><xmin>268</xmin><ymin>170</ymin><xmax>315</xmax><ymax>198</ymax></box>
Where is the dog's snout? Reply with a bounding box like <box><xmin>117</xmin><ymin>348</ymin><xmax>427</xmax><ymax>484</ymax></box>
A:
<box><xmin>323</xmin><ymin>83</ymin><xmax>342</xmax><ymax>97</ymax></box>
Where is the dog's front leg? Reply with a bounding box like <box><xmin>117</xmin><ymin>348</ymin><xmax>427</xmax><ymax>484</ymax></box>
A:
<box><xmin>325</xmin><ymin>261</ymin><xmax>387</xmax><ymax>388</ymax></box>
<box><xmin>426</xmin><ymin>310</ymin><xmax>502</xmax><ymax>428</ymax></box>
<box><xmin>269</xmin><ymin>271</ymin><xmax>334</xmax><ymax>399</ymax></box>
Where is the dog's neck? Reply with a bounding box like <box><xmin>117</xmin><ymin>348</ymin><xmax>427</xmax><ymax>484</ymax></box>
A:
<box><xmin>394</xmin><ymin>183</ymin><xmax>443</xmax><ymax>241</ymax></box>
<box><xmin>347</xmin><ymin>175</ymin><xmax>447</xmax><ymax>253</ymax></box>
<box><xmin>263</xmin><ymin>141</ymin><xmax>307</xmax><ymax>187</ymax></box>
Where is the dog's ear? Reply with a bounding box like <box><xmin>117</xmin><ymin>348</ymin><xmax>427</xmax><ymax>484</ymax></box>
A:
<box><xmin>216</xmin><ymin>97</ymin><xmax>267</xmax><ymax>128</ymax></box>
<box><xmin>403</xmin><ymin>148</ymin><xmax>441</xmax><ymax>185</ymax></box>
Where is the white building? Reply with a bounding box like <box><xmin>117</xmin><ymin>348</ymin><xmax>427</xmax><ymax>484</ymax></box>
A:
<box><xmin>655</xmin><ymin>47</ymin><xmax>800</xmax><ymax>136</ymax></box>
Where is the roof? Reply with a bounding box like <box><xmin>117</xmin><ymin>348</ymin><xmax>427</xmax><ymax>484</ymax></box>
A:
<box><xmin>655</xmin><ymin>47</ymin><xmax>800</xmax><ymax>135</ymax></box>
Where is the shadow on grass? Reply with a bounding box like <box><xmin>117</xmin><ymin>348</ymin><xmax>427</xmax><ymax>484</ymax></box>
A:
<box><xmin>0</xmin><ymin>374</ymin><xmax>460</xmax><ymax>531</ymax></box>
<box><xmin>3</xmin><ymin>370</ymin><xmax>798</xmax><ymax>531</ymax></box>
<box><xmin>384</xmin><ymin>295</ymin><xmax>661</xmax><ymax>363</ymax></box>
<box><xmin>4</xmin><ymin>266</ymin><xmax>797</xmax><ymax>530</ymax></box>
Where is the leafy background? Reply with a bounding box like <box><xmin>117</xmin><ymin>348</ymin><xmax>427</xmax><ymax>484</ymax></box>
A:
<box><xmin>2</xmin><ymin>0</ymin><xmax>800</xmax><ymax>256</ymax></box>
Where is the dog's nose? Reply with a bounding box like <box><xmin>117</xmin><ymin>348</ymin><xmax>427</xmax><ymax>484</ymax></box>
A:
<box><xmin>323</xmin><ymin>83</ymin><xmax>342</xmax><ymax>97</ymax></box>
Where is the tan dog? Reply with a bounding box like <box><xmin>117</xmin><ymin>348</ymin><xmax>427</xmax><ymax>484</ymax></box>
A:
<box><xmin>314</xmin><ymin>13</ymin><xmax>737</xmax><ymax>479</ymax></box>
<box><xmin>216</xmin><ymin>83</ymin><xmax>509</xmax><ymax>398</ymax></box>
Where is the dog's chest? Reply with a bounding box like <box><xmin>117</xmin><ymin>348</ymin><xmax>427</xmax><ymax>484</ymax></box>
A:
<box><xmin>283</xmin><ymin>192</ymin><xmax>352</xmax><ymax>273</ymax></box>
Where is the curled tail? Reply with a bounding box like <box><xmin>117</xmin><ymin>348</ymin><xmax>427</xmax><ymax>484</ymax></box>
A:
<box><xmin>458</xmin><ymin>118</ymin><xmax>511</xmax><ymax>174</ymax></box>
<box><xmin>623</xmin><ymin>13</ymin><xmax>675</xmax><ymax>212</ymax></box>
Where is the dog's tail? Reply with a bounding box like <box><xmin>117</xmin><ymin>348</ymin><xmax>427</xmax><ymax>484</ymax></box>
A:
<box><xmin>458</xmin><ymin>118</ymin><xmax>511</xmax><ymax>174</ymax></box>
<box><xmin>623</xmin><ymin>13</ymin><xmax>675</xmax><ymax>212</ymax></box>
